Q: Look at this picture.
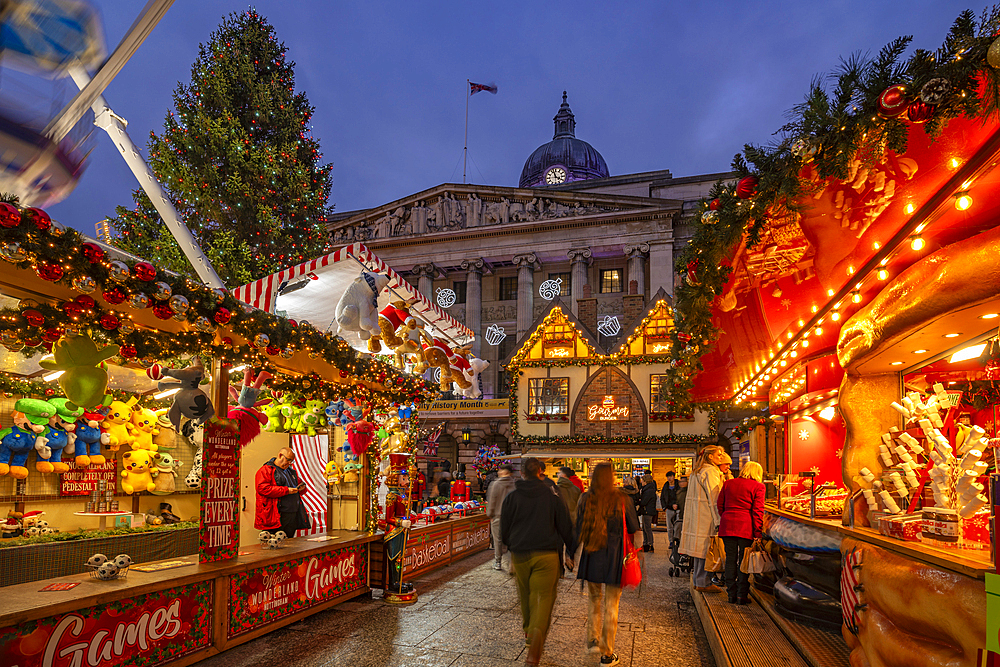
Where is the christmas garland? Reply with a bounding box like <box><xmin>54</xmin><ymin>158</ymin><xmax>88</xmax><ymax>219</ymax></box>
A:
<box><xmin>668</xmin><ymin>9</ymin><xmax>1000</xmax><ymax>379</ymax></box>
<box><xmin>0</xmin><ymin>210</ymin><xmax>432</xmax><ymax>405</ymax></box>
<box><xmin>732</xmin><ymin>415</ymin><xmax>773</xmax><ymax>441</ymax></box>
<box><xmin>0</xmin><ymin>521</ymin><xmax>198</xmax><ymax>548</ymax></box>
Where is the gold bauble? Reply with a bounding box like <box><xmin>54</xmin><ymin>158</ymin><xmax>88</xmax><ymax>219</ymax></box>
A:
<box><xmin>989</xmin><ymin>36</ymin><xmax>1000</xmax><ymax>69</ymax></box>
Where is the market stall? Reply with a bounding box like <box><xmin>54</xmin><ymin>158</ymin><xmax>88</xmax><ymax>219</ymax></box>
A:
<box><xmin>0</xmin><ymin>206</ymin><xmax>438</xmax><ymax>665</ymax></box>
<box><xmin>672</xmin><ymin>13</ymin><xmax>1000</xmax><ymax>666</ymax></box>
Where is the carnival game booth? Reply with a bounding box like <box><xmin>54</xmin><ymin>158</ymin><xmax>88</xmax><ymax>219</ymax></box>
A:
<box><xmin>504</xmin><ymin>294</ymin><xmax>714</xmax><ymax>486</ymax></box>
<box><xmin>0</xmin><ymin>209</ymin><xmax>436</xmax><ymax>667</ymax></box>
<box><xmin>673</xmin><ymin>13</ymin><xmax>1000</xmax><ymax>667</ymax></box>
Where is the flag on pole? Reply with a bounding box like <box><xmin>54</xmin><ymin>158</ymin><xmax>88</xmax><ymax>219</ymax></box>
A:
<box><xmin>470</xmin><ymin>81</ymin><xmax>498</xmax><ymax>95</ymax></box>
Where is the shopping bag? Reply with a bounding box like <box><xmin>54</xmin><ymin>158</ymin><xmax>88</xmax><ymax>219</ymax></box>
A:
<box><xmin>621</xmin><ymin>507</ymin><xmax>642</xmax><ymax>588</ymax></box>
<box><xmin>740</xmin><ymin>540</ymin><xmax>775</xmax><ymax>574</ymax></box>
<box><xmin>705</xmin><ymin>535</ymin><xmax>726</xmax><ymax>572</ymax></box>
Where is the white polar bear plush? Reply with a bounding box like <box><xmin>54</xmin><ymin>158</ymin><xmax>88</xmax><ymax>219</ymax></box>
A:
<box><xmin>459</xmin><ymin>355</ymin><xmax>490</xmax><ymax>399</ymax></box>
<box><xmin>336</xmin><ymin>272</ymin><xmax>391</xmax><ymax>342</ymax></box>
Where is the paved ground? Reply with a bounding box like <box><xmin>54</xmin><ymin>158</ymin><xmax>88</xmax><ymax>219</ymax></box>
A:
<box><xmin>198</xmin><ymin>530</ymin><xmax>716</xmax><ymax>667</ymax></box>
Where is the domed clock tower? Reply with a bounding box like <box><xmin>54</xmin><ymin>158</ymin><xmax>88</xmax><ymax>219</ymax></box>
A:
<box><xmin>519</xmin><ymin>92</ymin><xmax>610</xmax><ymax>188</ymax></box>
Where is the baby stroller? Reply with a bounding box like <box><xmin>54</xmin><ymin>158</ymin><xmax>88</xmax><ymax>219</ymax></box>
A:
<box><xmin>667</xmin><ymin>512</ymin><xmax>691</xmax><ymax>577</ymax></box>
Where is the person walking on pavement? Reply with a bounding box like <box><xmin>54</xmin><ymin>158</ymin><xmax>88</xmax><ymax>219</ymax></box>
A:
<box><xmin>556</xmin><ymin>466</ymin><xmax>582</xmax><ymax>521</ymax></box>
<box><xmin>539</xmin><ymin>461</ymin><xmax>560</xmax><ymax>495</ymax></box>
<box><xmin>621</xmin><ymin>475</ymin><xmax>639</xmax><ymax>513</ymax></box>
<box><xmin>565</xmin><ymin>467</ymin><xmax>585</xmax><ymax>494</ymax></box>
<box><xmin>486</xmin><ymin>464</ymin><xmax>516</xmax><ymax>572</ymax></box>
<box><xmin>660</xmin><ymin>471</ymin><xmax>681</xmax><ymax>542</ymax></box>
<box><xmin>679</xmin><ymin>444</ymin><xmax>728</xmax><ymax>592</ymax></box>
<box><xmin>717</xmin><ymin>461</ymin><xmax>766</xmax><ymax>604</ymax></box>
<box><xmin>672</xmin><ymin>476</ymin><xmax>688</xmax><ymax>545</ymax></box>
<box><xmin>575</xmin><ymin>462</ymin><xmax>639</xmax><ymax>667</ymax></box>
<box><xmin>501</xmin><ymin>457</ymin><xmax>576</xmax><ymax>667</ymax></box>
<box><xmin>254</xmin><ymin>447</ymin><xmax>309</xmax><ymax>538</ymax></box>
<box><xmin>637</xmin><ymin>473</ymin><xmax>658</xmax><ymax>552</ymax></box>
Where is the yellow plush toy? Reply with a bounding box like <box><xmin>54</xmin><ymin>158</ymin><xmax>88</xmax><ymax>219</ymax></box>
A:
<box><xmin>128</xmin><ymin>405</ymin><xmax>160</xmax><ymax>451</ymax></box>
<box><xmin>120</xmin><ymin>449</ymin><xmax>157</xmax><ymax>494</ymax></box>
<box><xmin>105</xmin><ymin>397</ymin><xmax>138</xmax><ymax>451</ymax></box>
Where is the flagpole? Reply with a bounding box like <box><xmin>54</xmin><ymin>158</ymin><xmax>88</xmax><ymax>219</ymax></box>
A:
<box><xmin>463</xmin><ymin>79</ymin><xmax>470</xmax><ymax>184</ymax></box>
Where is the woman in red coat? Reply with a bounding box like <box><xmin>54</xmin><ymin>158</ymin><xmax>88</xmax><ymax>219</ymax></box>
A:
<box><xmin>716</xmin><ymin>460</ymin><xmax>765</xmax><ymax>605</ymax></box>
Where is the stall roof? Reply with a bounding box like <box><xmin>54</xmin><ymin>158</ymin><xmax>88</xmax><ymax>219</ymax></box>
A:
<box><xmin>233</xmin><ymin>243</ymin><xmax>474</xmax><ymax>352</ymax></box>
<box><xmin>499</xmin><ymin>450</ymin><xmax>697</xmax><ymax>460</ymax></box>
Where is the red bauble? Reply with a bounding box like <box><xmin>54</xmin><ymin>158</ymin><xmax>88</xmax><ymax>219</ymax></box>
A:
<box><xmin>102</xmin><ymin>287</ymin><xmax>127</xmax><ymax>305</ymax></box>
<box><xmin>146</xmin><ymin>364</ymin><xmax>163</xmax><ymax>380</ymax></box>
<box><xmin>221</xmin><ymin>337</ymin><xmax>234</xmax><ymax>348</ymax></box>
<box><xmin>99</xmin><ymin>314</ymin><xmax>120</xmax><ymax>330</ymax></box>
<box><xmin>23</xmin><ymin>208</ymin><xmax>51</xmax><ymax>232</ymax></box>
<box><xmin>905</xmin><ymin>100</ymin><xmax>935</xmax><ymax>124</ymax></box>
<box><xmin>152</xmin><ymin>303</ymin><xmax>174</xmax><ymax>320</ymax></box>
<box><xmin>36</xmin><ymin>262</ymin><xmax>64</xmax><ymax>282</ymax></box>
<box><xmin>75</xmin><ymin>295</ymin><xmax>96</xmax><ymax>309</ymax></box>
<box><xmin>119</xmin><ymin>345</ymin><xmax>138</xmax><ymax>359</ymax></box>
<box><xmin>877</xmin><ymin>85</ymin><xmax>910</xmax><ymax>118</ymax></box>
<box><xmin>62</xmin><ymin>301</ymin><xmax>84</xmax><ymax>317</ymax></box>
<box><xmin>42</xmin><ymin>327</ymin><xmax>62</xmax><ymax>342</ymax></box>
<box><xmin>289</xmin><ymin>319</ymin><xmax>297</xmax><ymax>327</ymax></box>
<box><xmin>213</xmin><ymin>307</ymin><xmax>232</xmax><ymax>325</ymax></box>
<box><xmin>735</xmin><ymin>176</ymin><xmax>758</xmax><ymax>199</ymax></box>
<box><xmin>0</xmin><ymin>203</ymin><xmax>19</xmax><ymax>228</ymax></box>
<box><xmin>22</xmin><ymin>335</ymin><xmax>42</xmax><ymax>347</ymax></box>
<box><xmin>133</xmin><ymin>262</ymin><xmax>157</xmax><ymax>282</ymax></box>
<box><xmin>81</xmin><ymin>243</ymin><xmax>104</xmax><ymax>263</ymax></box>
<box><xmin>709</xmin><ymin>198</ymin><xmax>721</xmax><ymax>211</ymax></box>
<box><xmin>265</xmin><ymin>345</ymin><xmax>280</xmax><ymax>356</ymax></box>
<box><xmin>22</xmin><ymin>309</ymin><xmax>44</xmax><ymax>326</ymax></box>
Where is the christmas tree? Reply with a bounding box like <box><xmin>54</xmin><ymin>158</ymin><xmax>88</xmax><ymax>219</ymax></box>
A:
<box><xmin>108</xmin><ymin>9</ymin><xmax>332</xmax><ymax>286</ymax></box>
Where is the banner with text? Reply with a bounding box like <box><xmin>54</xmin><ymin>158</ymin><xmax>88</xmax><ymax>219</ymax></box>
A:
<box><xmin>228</xmin><ymin>542</ymin><xmax>368</xmax><ymax>637</ymax></box>
<box><xmin>199</xmin><ymin>422</ymin><xmax>240</xmax><ymax>563</ymax></box>
<box><xmin>0</xmin><ymin>581</ymin><xmax>213</xmax><ymax>667</ymax></box>
<box><xmin>59</xmin><ymin>459</ymin><xmax>117</xmax><ymax>496</ymax></box>
<box><xmin>421</xmin><ymin>399</ymin><xmax>508</xmax><ymax>420</ymax></box>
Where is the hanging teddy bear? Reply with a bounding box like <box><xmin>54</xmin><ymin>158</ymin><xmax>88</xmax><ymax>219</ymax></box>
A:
<box><xmin>153</xmin><ymin>358</ymin><xmax>215</xmax><ymax>436</ymax></box>
<box><xmin>335</xmin><ymin>271</ymin><xmax>390</xmax><ymax>347</ymax></box>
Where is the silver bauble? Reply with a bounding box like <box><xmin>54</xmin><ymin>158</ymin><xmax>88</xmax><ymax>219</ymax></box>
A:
<box><xmin>254</xmin><ymin>333</ymin><xmax>269</xmax><ymax>348</ymax></box>
<box><xmin>193</xmin><ymin>316</ymin><xmax>214</xmax><ymax>333</ymax></box>
<box><xmin>151</xmin><ymin>282</ymin><xmax>171</xmax><ymax>301</ymax></box>
<box><xmin>701</xmin><ymin>210</ymin><xmax>719</xmax><ymax>225</ymax></box>
<box><xmin>72</xmin><ymin>276</ymin><xmax>97</xmax><ymax>294</ymax></box>
<box><xmin>129</xmin><ymin>293</ymin><xmax>150</xmax><ymax>309</ymax></box>
<box><xmin>0</xmin><ymin>242</ymin><xmax>26</xmax><ymax>263</ymax></box>
<box><xmin>280</xmin><ymin>347</ymin><xmax>293</xmax><ymax>359</ymax></box>
<box><xmin>212</xmin><ymin>288</ymin><xmax>227</xmax><ymax>304</ymax></box>
<box><xmin>108</xmin><ymin>261</ymin><xmax>130</xmax><ymax>282</ymax></box>
<box><xmin>49</xmin><ymin>220</ymin><xmax>66</xmax><ymax>237</ymax></box>
<box><xmin>118</xmin><ymin>320</ymin><xmax>136</xmax><ymax>335</ymax></box>
<box><xmin>168</xmin><ymin>295</ymin><xmax>189</xmax><ymax>314</ymax></box>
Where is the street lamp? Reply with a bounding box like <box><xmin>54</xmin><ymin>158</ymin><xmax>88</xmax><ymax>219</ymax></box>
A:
<box><xmin>462</xmin><ymin>427</ymin><xmax>471</xmax><ymax>444</ymax></box>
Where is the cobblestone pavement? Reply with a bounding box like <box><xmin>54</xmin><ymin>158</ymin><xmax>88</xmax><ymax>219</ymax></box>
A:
<box><xmin>198</xmin><ymin>530</ymin><xmax>715</xmax><ymax>667</ymax></box>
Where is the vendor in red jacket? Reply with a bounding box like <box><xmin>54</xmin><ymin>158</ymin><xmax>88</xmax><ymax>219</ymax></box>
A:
<box><xmin>716</xmin><ymin>460</ymin><xmax>765</xmax><ymax>605</ymax></box>
<box><xmin>255</xmin><ymin>447</ymin><xmax>308</xmax><ymax>537</ymax></box>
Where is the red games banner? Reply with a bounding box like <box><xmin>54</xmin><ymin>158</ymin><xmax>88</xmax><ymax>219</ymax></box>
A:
<box><xmin>0</xmin><ymin>581</ymin><xmax>213</xmax><ymax>667</ymax></box>
<box><xmin>199</xmin><ymin>422</ymin><xmax>240</xmax><ymax>563</ymax></box>
<box><xmin>59</xmin><ymin>460</ymin><xmax>117</xmax><ymax>496</ymax></box>
<box><xmin>228</xmin><ymin>542</ymin><xmax>368</xmax><ymax>637</ymax></box>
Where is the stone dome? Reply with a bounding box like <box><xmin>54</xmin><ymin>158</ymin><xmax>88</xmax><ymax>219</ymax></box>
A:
<box><xmin>519</xmin><ymin>92</ymin><xmax>609</xmax><ymax>188</ymax></box>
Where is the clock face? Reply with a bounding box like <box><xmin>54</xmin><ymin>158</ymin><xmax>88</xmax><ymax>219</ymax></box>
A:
<box><xmin>545</xmin><ymin>167</ymin><xmax>567</xmax><ymax>185</ymax></box>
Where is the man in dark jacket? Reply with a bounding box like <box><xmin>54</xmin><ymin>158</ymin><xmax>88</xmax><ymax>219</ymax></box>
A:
<box><xmin>486</xmin><ymin>464</ymin><xmax>516</xmax><ymax>571</ymax></box>
<box><xmin>501</xmin><ymin>458</ymin><xmax>576</xmax><ymax>666</ymax></box>
<box><xmin>672</xmin><ymin>476</ymin><xmax>689</xmax><ymax>544</ymax></box>
<box><xmin>638</xmin><ymin>474</ymin><xmax>658</xmax><ymax>552</ymax></box>
<box><xmin>660</xmin><ymin>471</ymin><xmax>681</xmax><ymax>543</ymax></box>
<box><xmin>255</xmin><ymin>447</ymin><xmax>308</xmax><ymax>537</ymax></box>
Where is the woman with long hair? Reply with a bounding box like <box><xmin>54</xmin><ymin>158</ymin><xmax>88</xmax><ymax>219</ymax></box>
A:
<box><xmin>717</xmin><ymin>460</ymin><xmax>765</xmax><ymax>604</ymax></box>
<box><xmin>575</xmin><ymin>463</ymin><xmax>640</xmax><ymax>667</ymax></box>
<box><xmin>679</xmin><ymin>444</ymin><xmax>728</xmax><ymax>591</ymax></box>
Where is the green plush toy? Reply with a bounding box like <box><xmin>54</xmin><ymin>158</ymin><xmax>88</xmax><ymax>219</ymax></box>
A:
<box><xmin>38</xmin><ymin>335</ymin><xmax>120</xmax><ymax>409</ymax></box>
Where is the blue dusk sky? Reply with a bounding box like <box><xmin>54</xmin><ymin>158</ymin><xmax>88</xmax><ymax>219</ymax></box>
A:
<box><xmin>35</xmin><ymin>0</ymin><xmax>976</xmax><ymax>234</ymax></box>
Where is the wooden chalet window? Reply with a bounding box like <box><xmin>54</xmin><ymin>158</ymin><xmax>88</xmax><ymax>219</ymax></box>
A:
<box><xmin>543</xmin><ymin>323</ymin><xmax>576</xmax><ymax>346</ymax></box>
<box><xmin>649</xmin><ymin>375</ymin><xmax>673</xmax><ymax>413</ymax></box>
<box><xmin>644</xmin><ymin>314</ymin><xmax>672</xmax><ymax>340</ymax></box>
<box><xmin>528</xmin><ymin>378</ymin><xmax>569</xmax><ymax>415</ymax></box>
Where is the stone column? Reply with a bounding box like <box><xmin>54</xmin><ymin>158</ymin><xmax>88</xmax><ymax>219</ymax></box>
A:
<box><xmin>648</xmin><ymin>234</ymin><xmax>674</xmax><ymax>296</ymax></box>
<box><xmin>567</xmin><ymin>248</ymin><xmax>592</xmax><ymax>316</ymax></box>
<box><xmin>512</xmin><ymin>253</ymin><xmax>537</xmax><ymax>338</ymax></box>
<box><xmin>460</xmin><ymin>258</ymin><xmax>484</xmax><ymax>356</ymax></box>
<box><xmin>411</xmin><ymin>263</ymin><xmax>437</xmax><ymax>299</ymax></box>
<box><xmin>624</xmin><ymin>242</ymin><xmax>649</xmax><ymax>297</ymax></box>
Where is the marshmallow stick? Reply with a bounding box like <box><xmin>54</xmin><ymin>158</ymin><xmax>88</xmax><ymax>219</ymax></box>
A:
<box><xmin>925</xmin><ymin>395</ymin><xmax>939</xmax><ymax>413</ymax></box>
<box><xmin>963</xmin><ymin>426</ymin><xmax>986</xmax><ymax>454</ymax></box>
<box><xmin>882</xmin><ymin>433</ymin><xmax>893</xmax><ymax>446</ymax></box>
<box><xmin>862</xmin><ymin>489</ymin><xmax>878</xmax><ymax>509</ymax></box>
<box><xmin>959</xmin><ymin>449</ymin><xmax>983</xmax><ymax>471</ymax></box>
<box><xmin>973</xmin><ymin>461</ymin><xmax>989</xmax><ymax>475</ymax></box>
<box><xmin>891</xmin><ymin>402</ymin><xmax>910</xmax><ymax>419</ymax></box>
<box><xmin>889</xmin><ymin>426</ymin><xmax>901</xmax><ymax>435</ymax></box>
<box><xmin>879</xmin><ymin>490</ymin><xmax>902</xmax><ymax>514</ymax></box>
<box><xmin>880</xmin><ymin>452</ymin><xmax>894</xmax><ymax>467</ymax></box>
<box><xmin>960</xmin><ymin>495</ymin><xmax>988</xmax><ymax>518</ymax></box>
<box><xmin>905</xmin><ymin>474</ymin><xmax>920</xmax><ymax>489</ymax></box>
<box><xmin>902</xmin><ymin>396</ymin><xmax>915</xmax><ymax>413</ymax></box>
<box><xmin>859</xmin><ymin>467</ymin><xmax>876</xmax><ymax>483</ymax></box>
<box><xmin>930</xmin><ymin>412</ymin><xmax>944</xmax><ymax>428</ymax></box>
<box><xmin>933</xmin><ymin>382</ymin><xmax>948</xmax><ymax>403</ymax></box>
<box><xmin>894</xmin><ymin>445</ymin><xmax>914</xmax><ymax>463</ymax></box>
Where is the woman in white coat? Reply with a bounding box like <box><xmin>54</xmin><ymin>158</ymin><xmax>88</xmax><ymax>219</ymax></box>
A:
<box><xmin>679</xmin><ymin>445</ymin><xmax>728</xmax><ymax>592</ymax></box>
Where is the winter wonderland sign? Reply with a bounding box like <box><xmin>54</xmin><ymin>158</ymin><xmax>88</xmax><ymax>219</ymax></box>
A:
<box><xmin>436</xmin><ymin>288</ymin><xmax>456</xmax><ymax>308</ymax></box>
<box><xmin>538</xmin><ymin>278</ymin><xmax>562</xmax><ymax>301</ymax></box>
<box><xmin>485</xmin><ymin>324</ymin><xmax>507</xmax><ymax>346</ymax></box>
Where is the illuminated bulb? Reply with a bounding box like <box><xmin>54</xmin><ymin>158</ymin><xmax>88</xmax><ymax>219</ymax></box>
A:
<box><xmin>787</xmin><ymin>332</ymin><xmax>793</xmax><ymax>339</ymax></box>
<box><xmin>877</xmin><ymin>268</ymin><xmax>888</xmax><ymax>280</ymax></box>
<box><xmin>955</xmin><ymin>193</ymin><xmax>973</xmax><ymax>211</ymax></box>
<box><xmin>981</xmin><ymin>313</ymin><xmax>999</xmax><ymax>320</ymax></box>
<box><xmin>872</xmin><ymin>242</ymin><xmax>881</xmax><ymax>250</ymax></box>
<box><xmin>780</xmin><ymin>360</ymin><xmax>787</xmax><ymax>367</ymax></box>
<box><xmin>811</xmin><ymin>305</ymin><xmax>818</xmax><ymax>313</ymax></box>
<box><xmin>851</xmin><ymin>291</ymin><xmax>861</xmax><ymax>304</ymax></box>
<box><xmin>815</xmin><ymin>328</ymin><xmax>823</xmax><ymax>336</ymax></box>
<box><xmin>155</xmin><ymin>387</ymin><xmax>182</xmax><ymax>400</ymax></box>
<box><xmin>910</xmin><ymin>235</ymin><xmax>925</xmax><ymax>251</ymax></box>
<box><xmin>801</xmin><ymin>340</ymin><xmax>809</xmax><ymax>348</ymax></box>
<box><xmin>43</xmin><ymin>371</ymin><xmax>64</xmax><ymax>382</ymax></box>
<box><xmin>831</xmin><ymin>312</ymin><xmax>841</xmax><ymax>321</ymax></box>
<box><xmin>879</xmin><ymin>257</ymin><xmax>889</xmax><ymax>266</ymax></box>
<box><xmin>905</xmin><ymin>203</ymin><xmax>915</xmax><ymax>215</ymax></box>
<box><xmin>790</xmin><ymin>350</ymin><xmax>798</xmax><ymax>358</ymax></box>
<box><xmin>847</xmin><ymin>265</ymin><xmax>855</xmax><ymax>275</ymax></box>
<box><xmin>230</xmin><ymin>364</ymin><xmax>248</xmax><ymax>372</ymax></box>
<box><xmin>949</xmin><ymin>157</ymin><xmax>960</xmax><ymax>169</ymax></box>
<box><xmin>797</xmin><ymin>319</ymin><xmax>805</xmax><ymax>327</ymax></box>
<box><xmin>826</xmin><ymin>289</ymin><xmax>835</xmax><ymax>297</ymax></box>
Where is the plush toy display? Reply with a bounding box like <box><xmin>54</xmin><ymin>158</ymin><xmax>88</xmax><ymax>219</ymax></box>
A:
<box><xmin>145</xmin><ymin>510</ymin><xmax>163</xmax><ymax>526</ymax></box>
<box><xmin>105</xmin><ymin>397</ymin><xmax>138</xmax><ymax>451</ymax></box>
<box><xmin>185</xmin><ymin>442</ymin><xmax>203</xmax><ymax>489</ymax></box>
<box><xmin>128</xmin><ymin>405</ymin><xmax>160</xmax><ymax>451</ymax></box>
<box><xmin>455</xmin><ymin>352</ymin><xmax>489</xmax><ymax>399</ymax></box>
<box><xmin>394</xmin><ymin>319</ymin><xmax>428</xmax><ymax>372</ymax></box>
<box><xmin>38</xmin><ymin>334</ymin><xmax>119</xmax><ymax>410</ymax></box>
<box><xmin>159</xmin><ymin>502</ymin><xmax>182</xmax><ymax>524</ymax></box>
<box><xmin>335</xmin><ymin>271</ymin><xmax>390</xmax><ymax>345</ymax></box>
<box><xmin>151</xmin><ymin>410</ymin><xmax>177</xmax><ymax>450</ymax></box>
<box><xmin>420</xmin><ymin>334</ymin><xmax>454</xmax><ymax>391</ymax></box>
<box><xmin>14</xmin><ymin>398</ymin><xmax>64</xmax><ymax>474</ymax></box>
<box><xmin>48</xmin><ymin>397</ymin><xmax>84</xmax><ymax>466</ymax></box>
<box><xmin>296</xmin><ymin>399</ymin><xmax>327</xmax><ymax>436</ymax></box>
<box><xmin>73</xmin><ymin>410</ymin><xmax>108</xmax><ymax>467</ymax></box>
<box><xmin>342</xmin><ymin>462</ymin><xmax>362</xmax><ymax>483</ymax></box>
<box><xmin>157</xmin><ymin>358</ymin><xmax>215</xmax><ymax>435</ymax></box>
<box><xmin>150</xmin><ymin>452</ymin><xmax>181</xmax><ymax>495</ymax></box>
<box><xmin>325</xmin><ymin>460</ymin><xmax>342</xmax><ymax>484</ymax></box>
<box><xmin>258</xmin><ymin>530</ymin><xmax>287</xmax><ymax>549</ymax></box>
<box><xmin>227</xmin><ymin>369</ymin><xmax>272</xmax><ymax>447</ymax></box>
<box><xmin>373</xmin><ymin>301</ymin><xmax>417</xmax><ymax>351</ymax></box>
<box><xmin>121</xmin><ymin>449</ymin><xmax>157</xmax><ymax>494</ymax></box>
<box><xmin>448</xmin><ymin>349</ymin><xmax>474</xmax><ymax>393</ymax></box>
<box><xmin>0</xmin><ymin>424</ymin><xmax>40</xmax><ymax>478</ymax></box>
<box><xmin>325</xmin><ymin>400</ymin><xmax>347</xmax><ymax>428</ymax></box>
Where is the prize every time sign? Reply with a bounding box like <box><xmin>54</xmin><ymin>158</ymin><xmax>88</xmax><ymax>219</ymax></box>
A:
<box><xmin>200</xmin><ymin>423</ymin><xmax>240</xmax><ymax>562</ymax></box>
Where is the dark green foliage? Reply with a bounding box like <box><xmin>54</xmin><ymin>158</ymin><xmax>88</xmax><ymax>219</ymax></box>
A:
<box><xmin>108</xmin><ymin>9</ymin><xmax>332</xmax><ymax>286</ymax></box>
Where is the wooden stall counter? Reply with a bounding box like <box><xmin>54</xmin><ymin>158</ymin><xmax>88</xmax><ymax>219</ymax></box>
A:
<box><xmin>766</xmin><ymin>506</ymin><xmax>992</xmax><ymax>580</ymax></box>
<box><xmin>0</xmin><ymin>530</ymin><xmax>379</xmax><ymax>667</ymax></box>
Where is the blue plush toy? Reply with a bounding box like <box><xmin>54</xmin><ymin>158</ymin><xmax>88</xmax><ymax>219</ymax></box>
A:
<box><xmin>325</xmin><ymin>400</ymin><xmax>346</xmax><ymax>426</ymax></box>
<box><xmin>0</xmin><ymin>426</ymin><xmax>39</xmax><ymax>479</ymax></box>
<box><xmin>74</xmin><ymin>410</ymin><xmax>109</xmax><ymax>467</ymax></box>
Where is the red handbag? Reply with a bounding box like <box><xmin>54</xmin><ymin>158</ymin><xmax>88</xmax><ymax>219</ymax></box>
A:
<box><xmin>621</xmin><ymin>506</ymin><xmax>642</xmax><ymax>589</ymax></box>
